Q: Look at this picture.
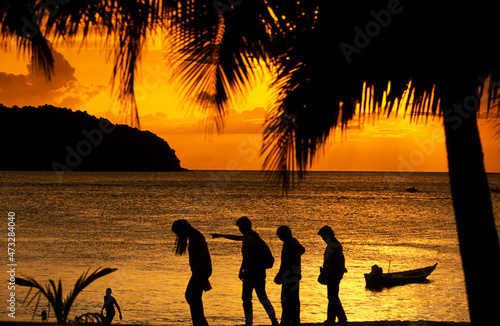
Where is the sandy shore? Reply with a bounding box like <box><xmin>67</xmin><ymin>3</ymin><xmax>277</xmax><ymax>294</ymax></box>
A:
<box><xmin>0</xmin><ymin>321</ymin><xmax>470</xmax><ymax>326</ymax></box>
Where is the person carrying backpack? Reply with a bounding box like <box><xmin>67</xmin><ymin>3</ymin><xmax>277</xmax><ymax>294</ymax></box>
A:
<box><xmin>212</xmin><ymin>216</ymin><xmax>278</xmax><ymax>326</ymax></box>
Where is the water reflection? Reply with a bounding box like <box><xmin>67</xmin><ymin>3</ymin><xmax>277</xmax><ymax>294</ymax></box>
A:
<box><xmin>1</xmin><ymin>171</ymin><xmax>478</xmax><ymax>324</ymax></box>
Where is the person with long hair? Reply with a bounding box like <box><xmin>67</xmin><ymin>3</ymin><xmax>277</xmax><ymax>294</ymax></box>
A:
<box><xmin>172</xmin><ymin>219</ymin><xmax>212</xmax><ymax>326</ymax></box>
<box><xmin>318</xmin><ymin>226</ymin><xmax>347</xmax><ymax>325</ymax></box>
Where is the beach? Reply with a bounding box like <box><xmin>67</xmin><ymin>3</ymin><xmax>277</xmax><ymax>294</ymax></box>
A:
<box><xmin>0</xmin><ymin>322</ymin><xmax>471</xmax><ymax>326</ymax></box>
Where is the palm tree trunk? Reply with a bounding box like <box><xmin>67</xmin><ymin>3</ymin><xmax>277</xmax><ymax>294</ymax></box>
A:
<box><xmin>443</xmin><ymin>103</ymin><xmax>500</xmax><ymax>324</ymax></box>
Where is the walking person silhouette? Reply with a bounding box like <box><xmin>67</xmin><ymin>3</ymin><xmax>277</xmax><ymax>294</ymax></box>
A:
<box><xmin>101</xmin><ymin>288</ymin><xmax>122</xmax><ymax>325</ymax></box>
<box><xmin>212</xmin><ymin>217</ymin><xmax>279</xmax><ymax>326</ymax></box>
<box><xmin>317</xmin><ymin>226</ymin><xmax>347</xmax><ymax>325</ymax></box>
<box><xmin>172</xmin><ymin>219</ymin><xmax>212</xmax><ymax>326</ymax></box>
<box><xmin>274</xmin><ymin>226</ymin><xmax>305</xmax><ymax>326</ymax></box>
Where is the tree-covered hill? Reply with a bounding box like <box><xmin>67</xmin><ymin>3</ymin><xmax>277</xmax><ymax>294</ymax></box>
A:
<box><xmin>0</xmin><ymin>105</ymin><xmax>188</xmax><ymax>173</ymax></box>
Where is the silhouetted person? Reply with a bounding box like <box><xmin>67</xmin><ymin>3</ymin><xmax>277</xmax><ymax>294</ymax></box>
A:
<box><xmin>213</xmin><ymin>217</ymin><xmax>278</xmax><ymax>326</ymax></box>
<box><xmin>369</xmin><ymin>264</ymin><xmax>383</xmax><ymax>276</ymax></box>
<box><xmin>41</xmin><ymin>310</ymin><xmax>47</xmax><ymax>321</ymax></box>
<box><xmin>101</xmin><ymin>288</ymin><xmax>122</xmax><ymax>325</ymax></box>
<box><xmin>274</xmin><ymin>226</ymin><xmax>305</xmax><ymax>326</ymax></box>
<box><xmin>318</xmin><ymin>226</ymin><xmax>347</xmax><ymax>324</ymax></box>
<box><xmin>172</xmin><ymin>219</ymin><xmax>212</xmax><ymax>326</ymax></box>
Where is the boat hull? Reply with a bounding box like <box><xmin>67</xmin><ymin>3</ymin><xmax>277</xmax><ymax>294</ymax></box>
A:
<box><xmin>364</xmin><ymin>263</ymin><xmax>437</xmax><ymax>289</ymax></box>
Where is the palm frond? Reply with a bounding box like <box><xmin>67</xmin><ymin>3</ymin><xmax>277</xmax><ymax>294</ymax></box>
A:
<box><xmin>261</xmin><ymin>0</ymin><xmax>337</xmax><ymax>185</ymax></box>
<box><xmin>1</xmin><ymin>0</ymin><xmax>167</xmax><ymax>129</ymax></box>
<box><xmin>46</xmin><ymin>0</ymin><xmax>164</xmax><ymax>129</ymax></box>
<box><xmin>260</xmin><ymin>0</ymin><xmax>500</xmax><ymax>188</ymax></box>
<box><xmin>166</xmin><ymin>0</ymin><xmax>275</xmax><ymax>132</ymax></box>
<box><xmin>0</xmin><ymin>0</ymin><xmax>54</xmax><ymax>78</ymax></box>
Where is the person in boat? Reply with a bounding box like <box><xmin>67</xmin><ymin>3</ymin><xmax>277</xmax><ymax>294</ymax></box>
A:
<box><xmin>101</xmin><ymin>288</ymin><xmax>122</xmax><ymax>325</ymax></box>
<box><xmin>370</xmin><ymin>264</ymin><xmax>383</xmax><ymax>276</ymax></box>
<box><xmin>318</xmin><ymin>226</ymin><xmax>347</xmax><ymax>325</ymax></box>
<box><xmin>274</xmin><ymin>225</ymin><xmax>305</xmax><ymax>326</ymax></box>
<box><xmin>172</xmin><ymin>219</ymin><xmax>212</xmax><ymax>326</ymax></box>
<box><xmin>212</xmin><ymin>217</ymin><xmax>279</xmax><ymax>326</ymax></box>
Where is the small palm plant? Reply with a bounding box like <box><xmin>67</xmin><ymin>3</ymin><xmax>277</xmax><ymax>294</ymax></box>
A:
<box><xmin>17</xmin><ymin>267</ymin><xmax>117</xmax><ymax>324</ymax></box>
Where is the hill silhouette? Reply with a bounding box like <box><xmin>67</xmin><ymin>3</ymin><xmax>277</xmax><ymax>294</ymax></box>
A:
<box><xmin>0</xmin><ymin>105</ymin><xmax>188</xmax><ymax>172</ymax></box>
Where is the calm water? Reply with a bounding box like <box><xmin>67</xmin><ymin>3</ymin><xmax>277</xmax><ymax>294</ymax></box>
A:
<box><xmin>2</xmin><ymin>171</ymin><xmax>500</xmax><ymax>325</ymax></box>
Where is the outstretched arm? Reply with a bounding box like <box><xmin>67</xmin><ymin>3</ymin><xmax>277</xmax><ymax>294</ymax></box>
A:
<box><xmin>211</xmin><ymin>233</ymin><xmax>243</xmax><ymax>241</ymax></box>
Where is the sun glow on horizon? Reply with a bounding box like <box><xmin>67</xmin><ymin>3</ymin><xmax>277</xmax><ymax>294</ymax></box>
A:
<box><xmin>1</xmin><ymin>38</ymin><xmax>499</xmax><ymax>172</ymax></box>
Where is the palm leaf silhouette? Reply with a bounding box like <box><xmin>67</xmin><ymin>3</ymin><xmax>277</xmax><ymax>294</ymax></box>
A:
<box><xmin>0</xmin><ymin>0</ymin><xmax>164</xmax><ymax>128</ymax></box>
<box><xmin>17</xmin><ymin>267</ymin><xmax>117</xmax><ymax>324</ymax></box>
<box><xmin>166</xmin><ymin>0</ymin><xmax>275</xmax><ymax>131</ymax></box>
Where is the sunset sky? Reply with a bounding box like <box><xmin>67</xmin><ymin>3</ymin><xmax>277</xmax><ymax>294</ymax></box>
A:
<box><xmin>1</xmin><ymin>38</ymin><xmax>500</xmax><ymax>172</ymax></box>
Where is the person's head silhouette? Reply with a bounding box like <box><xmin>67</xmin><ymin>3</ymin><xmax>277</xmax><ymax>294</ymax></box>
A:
<box><xmin>172</xmin><ymin>219</ymin><xmax>192</xmax><ymax>255</ymax></box>
<box><xmin>236</xmin><ymin>216</ymin><xmax>251</xmax><ymax>234</ymax></box>
<box><xmin>277</xmin><ymin>225</ymin><xmax>292</xmax><ymax>242</ymax></box>
<box><xmin>318</xmin><ymin>225</ymin><xmax>336</xmax><ymax>244</ymax></box>
<box><xmin>106</xmin><ymin>288</ymin><xmax>112</xmax><ymax>296</ymax></box>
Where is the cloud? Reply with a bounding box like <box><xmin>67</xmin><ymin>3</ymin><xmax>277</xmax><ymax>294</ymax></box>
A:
<box><xmin>223</xmin><ymin>107</ymin><xmax>266</xmax><ymax>134</ymax></box>
<box><xmin>100</xmin><ymin>106</ymin><xmax>269</xmax><ymax>136</ymax></box>
<box><xmin>0</xmin><ymin>43</ymin><xmax>105</xmax><ymax>108</ymax></box>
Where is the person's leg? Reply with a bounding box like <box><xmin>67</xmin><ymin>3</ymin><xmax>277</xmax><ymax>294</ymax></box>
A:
<box><xmin>254</xmin><ymin>273</ymin><xmax>278</xmax><ymax>325</ymax></box>
<box><xmin>326</xmin><ymin>278</ymin><xmax>346</xmax><ymax>323</ymax></box>
<box><xmin>335</xmin><ymin>277</ymin><xmax>347</xmax><ymax>323</ymax></box>
<box><xmin>326</xmin><ymin>281</ymin><xmax>337</xmax><ymax>323</ymax></box>
<box><xmin>280</xmin><ymin>283</ymin><xmax>292</xmax><ymax>326</ymax></box>
<box><xmin>280</xmin><ymin>284</ymin><xmax>290</xmax><ymax>326</ymax></box>
<box><xmin>185</xmin><ymin>276</ymin><xmax>209</xmax><ymax>326</ymax></box>
<box><xmin>104</xmin><ymin>310</ymin><xmax>115</xmax><ymax>325</ymax></box>
<box><xmin>242</xmin><ymin>276</ymin><xmax>254</xmax><ymax>325</ymax></box>
<box><xmin>290</xmin><ymin>282</ymin><xmax>300</xmax><ymax>326</ymax></box>
<box><xmin>282</xmin><ymin>273</ymin><xmax>301</xmax><ymax>325</ymax></box>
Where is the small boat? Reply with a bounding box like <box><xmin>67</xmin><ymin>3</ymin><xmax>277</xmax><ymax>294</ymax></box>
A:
<box><xmin>406</xmin><ymin>186</ymin><xmax>418</xmax><ymax>193</ymax></box>
<box><xmin>364</xmin><ymin>263</ymin><xmax>437</xmax><ymax>288</ymax></box>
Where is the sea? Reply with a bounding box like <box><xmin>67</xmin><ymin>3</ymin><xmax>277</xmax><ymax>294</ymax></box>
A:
<box><xmin>2</xmin><ymin>171</ymin><xmax>500</xmax><ymax>325</ymax></box>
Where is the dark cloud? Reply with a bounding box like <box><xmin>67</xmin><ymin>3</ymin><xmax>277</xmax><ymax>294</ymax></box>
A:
<box><xmin>0</xmin><ymin>43</ymin><xmax>104</xmax><ymax>108</ymax></box>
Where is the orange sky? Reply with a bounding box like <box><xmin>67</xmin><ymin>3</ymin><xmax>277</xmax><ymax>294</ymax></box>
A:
<box><xmin>1</xmin><ymin>39</ymin><xmax>499</xmax><ymax>173</ymax></box>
